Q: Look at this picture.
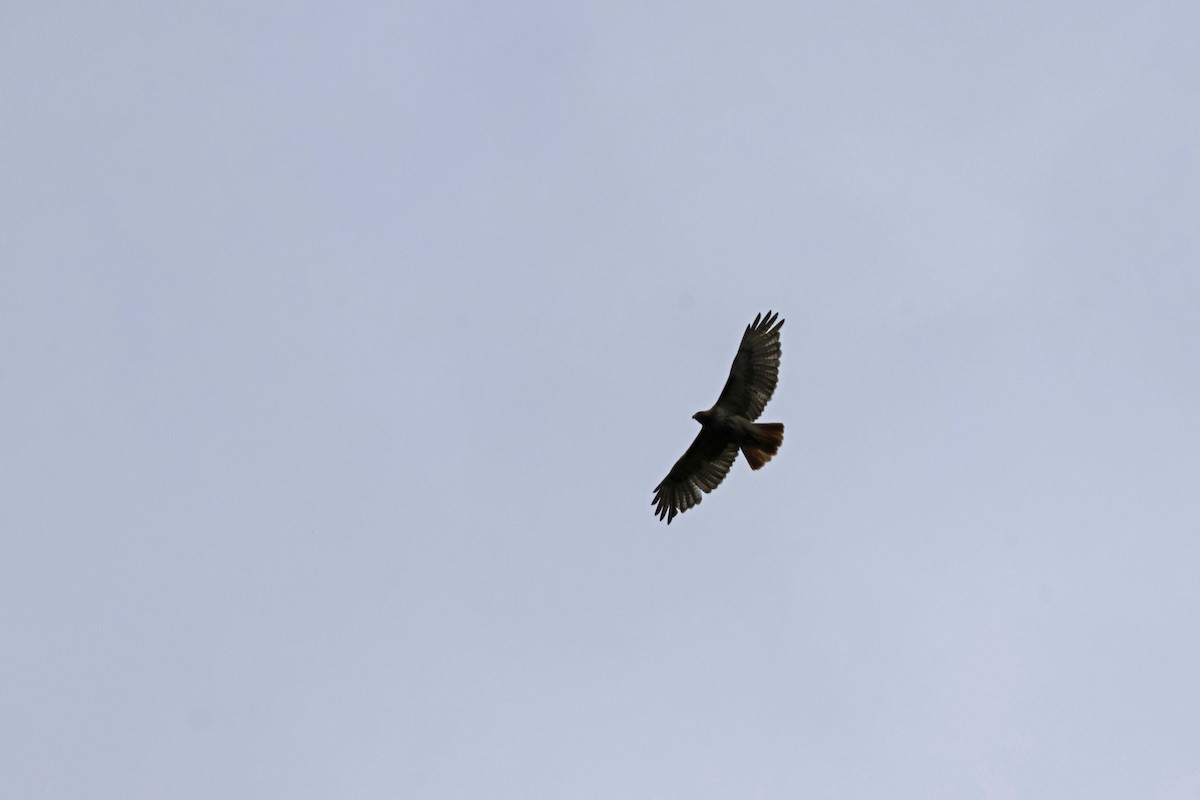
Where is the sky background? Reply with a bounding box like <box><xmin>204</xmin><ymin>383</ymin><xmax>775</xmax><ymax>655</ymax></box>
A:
<box><xmin>4</xmin><ymin>2</ymin><xmax>1200</xmax><ymax>798</ymax></box>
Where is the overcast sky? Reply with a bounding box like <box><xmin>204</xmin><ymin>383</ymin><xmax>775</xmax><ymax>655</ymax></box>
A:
<box><xmin>4</xmin><ymin>2</ymin><xmax>1200</xmax><ymax>798</ymax></box>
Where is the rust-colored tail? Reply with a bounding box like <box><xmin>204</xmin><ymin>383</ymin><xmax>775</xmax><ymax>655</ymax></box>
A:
<box><xmin>742</xmin><ymin>422</ymin><xmax>784</xmax><ymax>470</ymax></box>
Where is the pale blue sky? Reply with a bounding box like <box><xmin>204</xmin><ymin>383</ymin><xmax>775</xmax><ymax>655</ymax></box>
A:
<box><xmin>4</xmin><ymin>2</ymin><xmax>1200</xmax><ymax>798</ymax></box>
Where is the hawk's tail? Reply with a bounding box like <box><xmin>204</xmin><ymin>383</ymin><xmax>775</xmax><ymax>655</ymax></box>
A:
<box><xmin>742</xmin><ymin>422</ymin><xmax>784</xmax><ymax>470</ymax></box>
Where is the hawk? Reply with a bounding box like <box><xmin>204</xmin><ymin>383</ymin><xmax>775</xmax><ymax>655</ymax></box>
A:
<box><xmin>652</xmin><ymin>311</ymin><xmax>785</xmax><ymax>524</ymax></box>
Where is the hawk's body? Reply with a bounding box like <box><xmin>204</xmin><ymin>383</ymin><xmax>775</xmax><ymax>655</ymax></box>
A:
<box><xmin>652</xmin><ymin>311</ymin><xmax>785</xmax><ymax>524</ymax></box>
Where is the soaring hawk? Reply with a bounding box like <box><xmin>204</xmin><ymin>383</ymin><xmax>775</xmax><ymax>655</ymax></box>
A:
<box><xmin>652</xmin><ymin>311</ymin><xmax>785</xmax><ymax>523</ymax></box>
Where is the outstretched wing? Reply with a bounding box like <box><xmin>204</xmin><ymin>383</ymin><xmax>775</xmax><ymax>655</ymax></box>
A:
<box><xmin>713</xmin><ymin>310</ymin><xmax>784</xmax><ymax>420</ymax></box>
<box><xmin>652</xmin><ymin>429</ymin><xmax>740</xmax><ymax>524</ymax></box>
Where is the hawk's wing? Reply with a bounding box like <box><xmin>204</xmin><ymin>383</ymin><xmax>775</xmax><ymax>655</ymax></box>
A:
<box><xmin>713</xmin><ymin>310</ymin><xmax>784</xmax><ymax>420</ymax></box>
<box><xmin>652</xmin><ymin>429</ymin><xmax>740</xmax><ymax>524</ymax></box>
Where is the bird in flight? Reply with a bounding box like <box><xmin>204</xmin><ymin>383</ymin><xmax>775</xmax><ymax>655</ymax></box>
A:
<box><xmin>652</xmin><ymin>311</ymin><xmax>785</xmax><ymax>524</ymax></box>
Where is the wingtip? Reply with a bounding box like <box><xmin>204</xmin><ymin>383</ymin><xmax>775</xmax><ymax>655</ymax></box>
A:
<box><xmin>652</xmin><ymin>490</ymin><xmax>681</xmax><ymax>524</ymax></box>
<box><xmin>750</xmin><ymin>310</ymin><xmax>783</xmax><ymax>332</ymax></box>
